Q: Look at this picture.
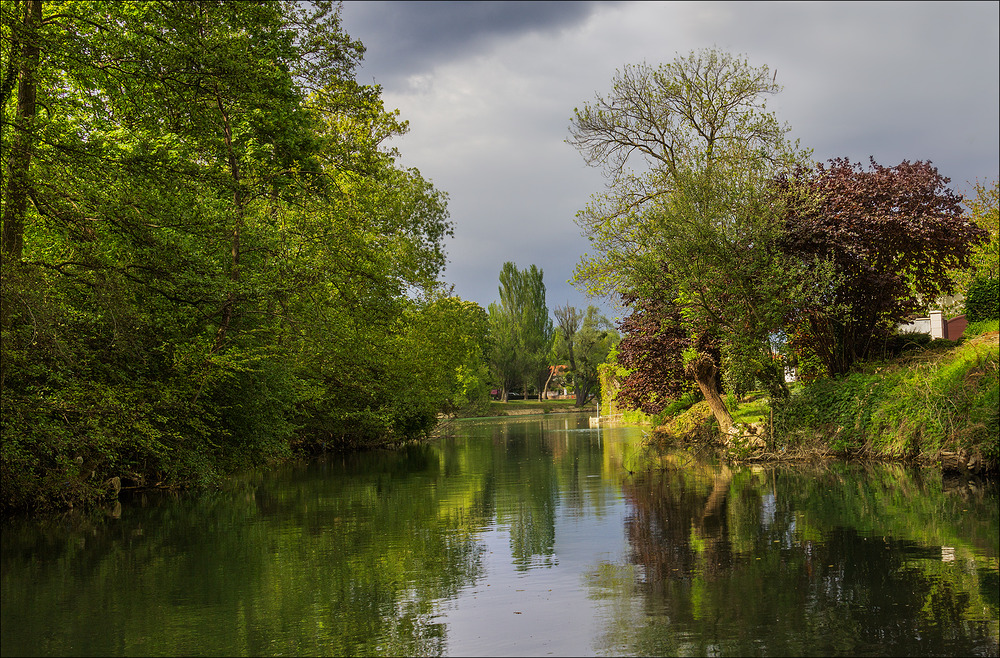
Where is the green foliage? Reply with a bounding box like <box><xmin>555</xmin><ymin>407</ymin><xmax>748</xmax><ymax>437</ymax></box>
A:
<box><xmin>775</xmin><ymin>335</ymin><xmax>999</xmax><ymax>466</ymax></box>
<box><xmin>650</xmin><ymin>400</ymin><xmax>717</xmax><ymax>446</ymax></box>
<box><xmin>393</xmin><ymin>295</ymin><xmax>492</xmax><ymax>422</ymax></box>
<box><xmin>955</xmin><ymin>179</ymin><xmax>999</xmax><ymax>289</ymax></box>
<box><xmin>0</xmin><ymin>1</ymin><xmax>465</xmax><ymax>511</ymax></box>
<box><xmin>964</xmin><ymin>319</ymin><xmax>1000</xmax><ymax>338</ymax></box>
<box><xmin>568</xmin><ymin>48</ymin><xmax>825</xmax><ymax>430</ymax></box>
<box><xmin>661</xmin><ymin>390</ymin><xmax>704</xmax><ymax>418</ymax></box>
<box><xmin>965</xmin><ymin>276</ymin><xmax>999</xmax><ymax>322</ymax></box>
<box><xmin>553</xmin><ymin>304</ymin><xmax>618</xmax><ymax>406</ymax></box>
<box><xmin>487</xmin><ymin>263</ymin><xmax>554</xmax><ymax>400</ymax></box>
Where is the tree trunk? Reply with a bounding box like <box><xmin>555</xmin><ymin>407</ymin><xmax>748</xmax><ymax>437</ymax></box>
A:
<box><xmin>542</xmin><ymin>366</ymin><xmax>554</xmax><ymax>400</ymax></box>
<box><xmin>686</xmin><ymin>354</ymin><xmax>733</xmax><ymax>435</ymax></box>
<box><xmin>1</xmin><ymin>0</ymin><xmax>42</xmax><ymax>268</ymax></box>
<box><xmin>211</xmin><ymin>84</ymin><xmax>244</xmax><ymax>351</ymax></box>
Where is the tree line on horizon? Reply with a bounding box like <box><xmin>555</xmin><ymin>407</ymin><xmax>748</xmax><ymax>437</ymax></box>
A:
<box><xmin>483</xmin><ymin>260</ymin><xmax>617</xmax><ymax>406</ymax></box>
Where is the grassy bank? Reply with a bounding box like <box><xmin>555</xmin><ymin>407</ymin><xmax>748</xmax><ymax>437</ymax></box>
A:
<box><xmin>647</xmin><ymin>321</ymin><xmax>999</xmax><ymax>472</ymax></box>
<box><xmin>456</xmin><ymin>399</ymin><xmax>596</xmax><ymax>417</ymax></box>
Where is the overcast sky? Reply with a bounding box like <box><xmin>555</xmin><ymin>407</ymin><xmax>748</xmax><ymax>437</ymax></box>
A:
<box><xmin>339</xmin><ymin>1</ymin><xmax>1000</xmax><ymax>318</ymax></box>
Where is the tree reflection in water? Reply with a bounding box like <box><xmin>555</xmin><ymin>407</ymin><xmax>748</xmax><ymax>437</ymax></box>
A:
<box><xmin>607</xmin><ymin>462</ymin><xmax>999</xmax><ymax>657</ymax></box>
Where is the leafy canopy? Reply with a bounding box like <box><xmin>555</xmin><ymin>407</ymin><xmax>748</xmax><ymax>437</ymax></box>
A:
<box><xmin>568</xmin><ymin>48</ymin><xmax>828</xmax><ymax>422</ymax></box>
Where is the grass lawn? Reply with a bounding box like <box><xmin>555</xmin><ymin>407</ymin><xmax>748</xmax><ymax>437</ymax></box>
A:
<box><xmin>488</xmin><ymin>399</ymin><xmax>593</xmax><ymax>413</ymax></box>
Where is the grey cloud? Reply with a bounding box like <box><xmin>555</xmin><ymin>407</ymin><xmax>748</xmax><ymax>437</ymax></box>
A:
<box><xmin>342</xmin><ymin>1</ymin><xmax>610</xmax><ymax>86</ymax></box>
<box><xmin>338</xmin><ymin>1</ymin><xmax>998</xmax><ymax>313</ymax></box>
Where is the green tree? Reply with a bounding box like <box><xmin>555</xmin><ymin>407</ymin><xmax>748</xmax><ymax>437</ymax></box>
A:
<box><xmin>393</xmin><ymin>294</ymin><xmax>491</xmax><ymax>426</ymax></box>
<box><xmin>0</xmin><ymin>0</ymin><xmax>455</xmax><ymax>511</ymax></box>
<box><xmin>1</xmin><ymin>0</ymin><xmax>40</xmax><ymax>266</ymax></box>
<box><xmin>957</xmin><ymin>179</ymin><xmax>999</xmax><ymax>285</ymax></box>
<box><xmin>554</xmin><ymin>305</ymin><xmax>618</xmax><ymax>406</ymax></box>
<box><xmin>958</xmin><ymin>180</ymin><xmax>998</xmax><ymax>324</ymax></box>
<box><xmin>568</xmin><ymin>49</ymin><xmax>823</xmax><ymax>431</ymax></box>
<box><xmin>488</xmin><ymin>262</ymin><xmax>554</xmax><ymax>401</ymax></box>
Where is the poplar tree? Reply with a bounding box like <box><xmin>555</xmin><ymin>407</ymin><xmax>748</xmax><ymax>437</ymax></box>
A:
<box><xmin>488</xmin><ymin>262</ymin><xmax>553</xmax><ymax>400</ymax></box>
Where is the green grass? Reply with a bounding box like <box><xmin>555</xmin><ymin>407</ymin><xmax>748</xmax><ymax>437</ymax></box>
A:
<box><xmin>775</xmin><ymin>330</ymin><xmax>998</xmax><ymax>466</ymax></box>
<box><xmin>487</xmin><ymin>399</ymin><xmax>592</xmax><ymax>414</ymax></box>
<box><xmin>731</xmin><ymin>395</ymin><xmax>771</xmax><ymax>426</ymax></box>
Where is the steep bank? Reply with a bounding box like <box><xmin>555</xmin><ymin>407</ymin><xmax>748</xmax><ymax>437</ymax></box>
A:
<box><xmin>648</xmin><ymin>326</ymin><xmax>999</xmax><ymax>473</ymax></box>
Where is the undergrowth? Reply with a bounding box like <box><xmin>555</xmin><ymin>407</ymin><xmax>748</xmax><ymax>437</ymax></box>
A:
<box><xmin>775</xmin><ymin>327</ymin><xmax>999</xmax><ymax>468</ymax></box>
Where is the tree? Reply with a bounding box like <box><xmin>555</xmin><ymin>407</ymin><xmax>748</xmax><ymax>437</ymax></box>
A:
<box><xmin>1</xmin><ymin>0</ymin><xmax>41</xmax><ymax>266</ymax></box>
<box><xmin>612</xmin><ymin>294</ymin><xmax>699</xmax><ymax>414</ymax></box>
<box><xmin>568</xmin><ymin>49</ymin><xmax>821</xmax><ymax>432</ymax></box>
<box><xmin>383</xmin><ymin>295</ymin><xmax>491</xmax><ymax>433</ymax></box>
<box><xmin>554</xmin><ymin>304</ymin><xmax>618</xmax><ymax>406</ymax></box>
<box><xmin>550</xmin><ymin>305</ymin><xmax>581</xmax><ymax>398</ymax></box>
<box><xmin>957</xmin><ymin>180</ymin><xmax>998</xmax><ymax>323</ymax></box>
<box><xmin>779</xmin><ymin>158</ymin><xmax>987</xmax><ymax>375</ymax></box>
<box><xmin>962</xmin><ymin>180</ymin><xmax>999</xmax><ymax>282</ymax></box>
<box><xmin>0</xmin><ymin>1</ymin><xmax>457</xmax><ymax>510</ymax></box>
<box><xmin>487</xmin><ymin>262</ymin><xmax>554</xmax><ymax>401</ymax></box>
<box><xmin>487</xmin><ymin>303</ymin><xmax>520</xmax><ymax>402</ymax></box>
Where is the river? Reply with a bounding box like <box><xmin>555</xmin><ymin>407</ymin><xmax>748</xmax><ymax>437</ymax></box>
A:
<box><xmin>1</xmin><ymin>413</ymin><xmax>997</xmax><ymax>656</ymax></box>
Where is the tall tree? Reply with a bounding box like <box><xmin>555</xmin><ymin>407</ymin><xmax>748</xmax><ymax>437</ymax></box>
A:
<box><xmin>568</xmin><ymin>49</ymin><xmax>823</xmax><ymax>431</ymax></box>
<box><xmin>1</xmin><ymin>0</ymin><xmax>41</xmax><ymax>266</ymax></box>
<box><xmin>0</xmin><ymin>1</ymin><xmax>456</xmax><ymax>510</ymax></box>
<box><xmin>487</xmin><ymin>303</ymin><xmax>520</xmax><ymax>402</ymax></box>
<box><xmin>488</xmin><ymin>262</ymin><xmax>554</xmax><ymax>401</ymax></box>
<box><xmin>554</xmin><ymin>305</ymin><xmax>617</xmax><ymax>407</ymax></box>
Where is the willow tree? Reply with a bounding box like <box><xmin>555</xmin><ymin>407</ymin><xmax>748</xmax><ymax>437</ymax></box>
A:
<box><xmin>568</xmin><ymin>49</ymin><xmax>828</xmax><ymax>432</ymax></box>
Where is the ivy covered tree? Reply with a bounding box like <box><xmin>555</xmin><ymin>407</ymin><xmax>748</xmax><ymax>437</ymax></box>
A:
<box><xmin>779</xmin><ymin>158</ymin><xmax>987</xmax><ymax>375</ymax></box>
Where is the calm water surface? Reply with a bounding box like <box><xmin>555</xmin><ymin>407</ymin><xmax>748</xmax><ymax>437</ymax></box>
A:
<box><xmin>2</xmin><ymin>414</ymin><xmax>998</xmax><ymax>656</ymax></box>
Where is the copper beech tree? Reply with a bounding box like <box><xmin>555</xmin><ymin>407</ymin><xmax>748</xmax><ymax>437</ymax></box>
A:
<box><xmin>779</xmin><ymin>158</ymin><xmax>987</xmax><ymax>375</ymax></box>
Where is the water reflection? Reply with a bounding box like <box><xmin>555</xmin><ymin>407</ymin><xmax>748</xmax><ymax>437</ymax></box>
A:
<box><xmin>1</xmin><ymin>416</ymin><xmax>997</xmax><ymax>657</ymax></box>
<box><xmin>597</xmin><ymin>462</ymin><xmax>1000</xmax><ymax>657</ymax></box>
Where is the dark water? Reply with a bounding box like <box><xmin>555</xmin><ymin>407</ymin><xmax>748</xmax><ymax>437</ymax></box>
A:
<box><xmin>1</xmin><ymin>414</ymin><xmax>997</xmax><ymax>656</ymax></box>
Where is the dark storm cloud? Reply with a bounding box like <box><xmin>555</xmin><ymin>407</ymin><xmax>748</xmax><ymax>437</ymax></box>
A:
<box><xmin>337</xmin><ymin>1</ymin><xmax>999</xmax><ymax>313</ymax></box>
<box><xmin>684</xmin><ymin>1</ymin><xmax>1000</xmax><ymax>192</ymax></box>
<box><xmin>342</xmin><ymin>1</ymin><xmax>610</xmax><ymax>86</ymax></box>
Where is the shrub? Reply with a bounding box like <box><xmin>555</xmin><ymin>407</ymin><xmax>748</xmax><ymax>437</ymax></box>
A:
<box><xmin>964</xmin><ymin>319</ymin><xmax>1000</xmax><ymax>338</ymax></box>
<box><xmin>965</xmin><ymin>276</ymin><xmax>999</xmax><ymax>322</ymax></box>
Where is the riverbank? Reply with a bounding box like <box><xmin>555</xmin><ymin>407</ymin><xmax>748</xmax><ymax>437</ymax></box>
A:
<box><xmin>643</xmin><ymin>322</ymin><xmax>1000</xmax><ymax>473</ymax></box>
<box><xmin>448</xmin><ymin>399</ymin><xmax>598</xmax><ymax>419</ymax></box>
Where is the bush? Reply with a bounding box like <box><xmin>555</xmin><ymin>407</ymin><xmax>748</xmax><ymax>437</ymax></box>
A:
<box><xmin>774</xmin><ymin>335</ymin><xmax>999</xmax><ymax>467</ymax></box>
<box><xmin>650</xmin><ymin>401</ymin><xmax>717</xmax><ymax>446</ymax></box>
<box><xmin>965</xmin><ymin>276</ymin><xmax>999</xmax><ymax>322</ymax></box>
<box><xmin>880</xmin><ymin>331</ymin><xmax>932</xmax><ymax>359</ymax></box>
<box><xmin>964</xmin><ymin>319</ymin><xmax>1000</xmax><ymax>338</ymax></box>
